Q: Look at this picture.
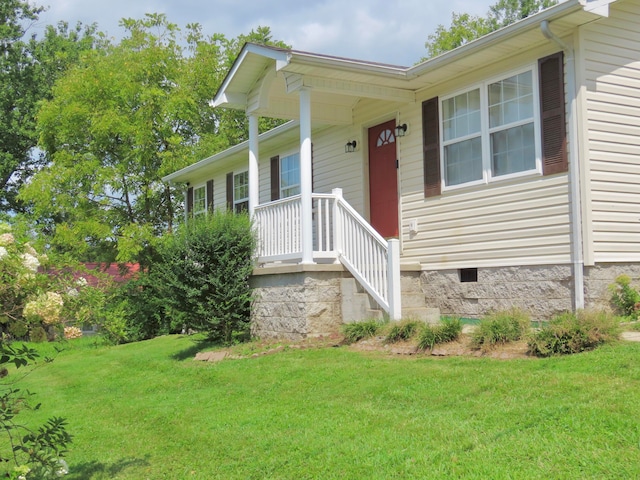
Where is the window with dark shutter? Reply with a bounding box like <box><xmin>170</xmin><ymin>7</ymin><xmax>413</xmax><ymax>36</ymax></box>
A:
<box><xmin>226</xmin><ymin>172</ymin><xmax>233</xmax><ymax>210</ymax></box>
<box><xmin>270</xmin><ymin>155</ymin><xmax>280</xmax><ymax>201</ymax></box>
<box><xmin>422</xmin><ymin>97</ymin><xmax>441</xmax><ymax>197</ymax></box>
<box><xmin>538</xmin><ymin>51</ymin><xmax>567</xmax><ymax>175</ymax></box>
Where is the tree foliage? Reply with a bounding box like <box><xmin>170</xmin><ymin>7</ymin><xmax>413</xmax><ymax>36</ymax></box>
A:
<box><xmin>20</xmin><ymin>14</ymin><xmax>287</xmax><ymax>266</ymax></box>
<box><xmin>0</xmin><ymin>0</ymin><xmax>102</xmax><ymax>215</ymax></box>
<box><xmin>422</xmin><ymin>0</ymin><xmax>557</xmax><ymax>60</ymax></box>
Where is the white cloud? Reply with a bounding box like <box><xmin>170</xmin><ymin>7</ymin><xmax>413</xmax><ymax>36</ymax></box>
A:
<box><xmin>38</xmin><ymin>0</ymin><xmax>496</xmax><ymax>65</ymax></box>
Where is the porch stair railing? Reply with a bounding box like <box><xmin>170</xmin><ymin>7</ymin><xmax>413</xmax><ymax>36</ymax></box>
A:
<box><xmin>254</xmin><ymin>188</ymin><xmax>401</xmax><ymax>320</ymax></box>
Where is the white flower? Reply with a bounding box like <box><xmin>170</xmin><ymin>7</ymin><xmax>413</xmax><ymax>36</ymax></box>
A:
<box><xmin>56</xmin><ymin>458</ymin><xmax>69</xmax><ymax>477</ymax></box>
<box><xmin>67</xmin><ymin>288</ymin><xmax>79</xmax><ymax>297</ymax></box>
<box><xmin>76</xmin><ymin>276</ymin><xmax>88</xmax><ymax>287</ymax></box>
<box><xmin>0</xmin><ymin>246</ymin><xmax>7</xmax><ymax>260</ymax></box>
<box><xmin>21</xmin><ymin>252</ymin><xmax>40</xmax><ymax>272</ymax></box>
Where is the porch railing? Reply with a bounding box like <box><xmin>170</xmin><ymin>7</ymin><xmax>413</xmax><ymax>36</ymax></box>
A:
<box><xmin>253</xmin><ymin>189</ymin><xmax>401</xmax><ymax>319</ymax></box>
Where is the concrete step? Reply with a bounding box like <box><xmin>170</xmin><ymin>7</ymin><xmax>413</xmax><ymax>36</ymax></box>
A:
<box><xmin>341</xmin><ymin>278</ymin><xmax>384</xmax><ymax>322</ymax></box>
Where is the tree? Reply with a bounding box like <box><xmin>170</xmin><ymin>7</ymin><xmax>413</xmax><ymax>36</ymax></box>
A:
<box><xmin>20</xmin><ymin>15</ymin><xmax>287</xmax><ymax>266</ymax></box>
<box><xmin>422</xmin><ymin>0</ymin><xmax>557</xmax><ymax>60</ymax></box>
<box><xmin>0</xmin><ymin>1</ymin><xmax>102</xmax><ymax>215</ymax></box>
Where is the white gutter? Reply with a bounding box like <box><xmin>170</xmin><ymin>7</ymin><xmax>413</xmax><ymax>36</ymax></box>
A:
<box><xmin>540</xmin><ymin>19</ymin><xmax>585</xmax><ymax>310</ymax></box>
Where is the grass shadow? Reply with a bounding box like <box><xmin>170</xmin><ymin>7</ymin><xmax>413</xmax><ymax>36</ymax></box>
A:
<box><xmin>171</xmin><ymin>335</ymin><xmax>222</xmax><ymax>361</ymax></box>
<box><xmin>66</xmin><ymin>456</ymin><xmax>150</xmax><ymax>479</ymax></box>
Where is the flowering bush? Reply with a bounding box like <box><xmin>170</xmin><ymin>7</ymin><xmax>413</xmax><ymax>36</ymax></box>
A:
<box><xmin>63</xmin><ymin>326</ymin><xmax>82</xmax><ymax>340</ymax></box>
<box><xmin>23</xmin><ymin>292</ymin><xmax>64</xmax><ymax>325</ymax></box>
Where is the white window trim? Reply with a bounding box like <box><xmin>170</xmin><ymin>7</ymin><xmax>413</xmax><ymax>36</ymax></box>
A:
<box><xmin>440</xmin><ymin>64</ymin><xmax>542</xmax><ymax>193</ymax></box>
<box><xmin>233</xmin><ymin>169</ymin><xmax>249</xmax><ymax>211</ymax></box>
<box><xmin>279</xmin><ymin>151</ymin><xmax>301</xmax><ymax>199</ymax></box>
<box><xmin>193</xmin><ymin>184</ymin><xmax>206</xmax><ymax>217</ymax></box>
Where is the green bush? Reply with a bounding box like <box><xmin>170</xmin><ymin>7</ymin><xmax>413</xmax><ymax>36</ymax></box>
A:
<box><xmin>129</xmin><ymin>211</ymin><xmax>256</xmax><ymax>344</ymax></box>
<box><xmin>608</xmin><ymin>274</ymin><xmax>640</xmax><ymax>319</ymax></box>
<box><xmin>384</xmin><ymin>320</ymin><xmax>420</xmax><ymax>343</ymax></box>
<box><xmin>527</xmin><ymin>309</ymin><xmax>620</xmax><ymax>357</ymax></box>
<box><xmin>416</xmin><ymin>317</ymin><xmax>462</xmax><ymax>350</ymax></box>
<box><xmin>342</xmin><ymin>319</ymin><xmax>385</xmax><ymax>343</ymax></box>
<box><xmin>471</xmin><ymin>308</ymin><xmax>531</xmax><ymax>350</ymax></box>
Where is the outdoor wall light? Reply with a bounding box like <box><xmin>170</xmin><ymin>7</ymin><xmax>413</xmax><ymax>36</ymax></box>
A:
<box><xmin>395</xmin><ymin>123</ymin><xmax>408</xmax><ymax>137</ymax></box>
<box><xmin>345</xmin><ymin>140</ymin><xmax>357</xmax><ymax>153</ymax></box>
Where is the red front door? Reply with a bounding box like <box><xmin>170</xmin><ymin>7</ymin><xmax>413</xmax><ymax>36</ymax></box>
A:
<box><xmin>368</xmin><ymin>119</ymin><xmax>399</xmax><ymax>238</ymax></box>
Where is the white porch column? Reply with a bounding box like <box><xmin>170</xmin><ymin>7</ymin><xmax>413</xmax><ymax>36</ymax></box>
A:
<box><xmin>248</xmin><ymin>114</ymin><xmax>259</xmax><ymax>217</ymax></box>
<box><xmin>299</xmin><ymin>87</ymin><xmax>314</xmax><ymax>264</ymax></box>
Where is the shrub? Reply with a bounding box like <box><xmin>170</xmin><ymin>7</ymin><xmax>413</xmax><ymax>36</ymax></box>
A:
<box><xmin>416</xmin><ymin>317</ymin><xmax>462</xmax><ymax>350</ymax></box>
<box><xmin>471</xmin><ymin>308</ymin><xmax>531</xmax><ymax>350</ymax></box>
<box><xmin>608</xmin><ymin>274</ymin><xmax>640</xmax><ymax>319</ymax></box>
<box><xmin>123</xmin><ymin>210</ymin><xmax>256</xmax><ymax>344</ymax></box>
<box><xmin>527</xmin><ymin>309</ymin><xmax>619</xmax><ymax>357</ymax></box>
<box><xmin>342</xmin><ymin>319</ymin><xmax>385</xmax><ymax>343</ymax></box>
<box><xmin>384</xmin><ymin>320</ymin><xmax>420</xmax><ymax>343</ymax></box>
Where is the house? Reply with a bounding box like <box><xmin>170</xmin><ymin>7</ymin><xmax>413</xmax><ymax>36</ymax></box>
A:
<box><xmin>163</xmin><ymin>0</ymin><xmax>640</xmax><ymax>339</ymax></box>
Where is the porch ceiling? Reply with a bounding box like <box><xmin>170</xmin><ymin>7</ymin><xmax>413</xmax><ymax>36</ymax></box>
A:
<box><xmin>212</xmin><ymin>0</ymin><xmax>613</xmax><ymax>125</ymax></box>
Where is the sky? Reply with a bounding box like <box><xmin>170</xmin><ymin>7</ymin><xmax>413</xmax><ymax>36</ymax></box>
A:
<box><xmin>36</xmin><ymin>0</ymin><xmax>497</xmax><ymax>66</ymax></box>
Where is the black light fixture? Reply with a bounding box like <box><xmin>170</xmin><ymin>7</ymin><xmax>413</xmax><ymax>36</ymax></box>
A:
<box><xmin>345</xmin><ymin>140</ymin><xmax>357</xmax><ymax>153</ymax></box>
<box><xmin>395</xmin><ymin>123</ymin><xmax>407</xmax><ymax>137</ymax></box>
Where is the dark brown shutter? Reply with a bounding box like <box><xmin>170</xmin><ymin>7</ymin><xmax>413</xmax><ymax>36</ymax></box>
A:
<box><xmin>270</xmin><ymin>155</ymin><xmax>280</xmax><ymax>201</ymax></box>
<box><xmin>226</xmin><ymin>172</ymin><xmax>233</xmax><ymax>210</ymax></box>
<box><xmin>206</xmin><ymin>179</ymin><xmax>214</xmax><ymax>212</ymax></box>
<box><xmin>422</xmin><ymin>96</ymin><xmax>441</xmax><ymax>197</ymax></box>
<box><xmin>538</xmin><ymin>51</ymin><xmax>567</xmax><ymax>175</ymax></box>
<box><xmin>186</xmin><ymin>186</ymin><xmax>193</xmax><ymax>214</ymax></box>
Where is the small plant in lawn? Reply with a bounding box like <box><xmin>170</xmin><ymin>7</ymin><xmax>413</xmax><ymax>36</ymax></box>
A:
<box><xmin>608</xmin><ymin>274</ymin><xmax>640</xmax><ymax>320</ymax></box>
<box><xmin>471</xmin><ymin>307</ymin><xmax>531</xmax><ymax>351</ymax></box>
<box><xmin>0</xmin><ymin>342</ymin><xmax>72</xmax><ymax>478</ymax></box>
<box><xmin>384</xmin><ymin>320</ymin><xmax>420</xmax><ymax>343</ymax></box>
<box><xmin>342</xmin><ymin>319</ymin><xmax>385</xmax><ymax>343</ymax></box>
<box><xmin>527</xmin><ymin>309</ymin><xmax>620</xmax><ymax>357</ymax></box>
<box><xmin>416</xmin><ymin>317</ymin><xmax>462</xmax><ymax>350</ymax></box>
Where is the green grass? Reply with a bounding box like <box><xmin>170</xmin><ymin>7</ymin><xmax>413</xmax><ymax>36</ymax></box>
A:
<box><xmin>4</xmin><ymin>335</ymin><xmax>640</xmax><ymax>479</ymax></box>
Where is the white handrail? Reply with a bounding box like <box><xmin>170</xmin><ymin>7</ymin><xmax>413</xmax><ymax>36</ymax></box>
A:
<box><xmin>253</xmin><ymin>190</ymin><xmax>401</xmax><ymax>319</ymax></box>
<box><xmin>332</xmin><ymin>189</ymin><xmax>390</xmax><ymax>312</ymax></box>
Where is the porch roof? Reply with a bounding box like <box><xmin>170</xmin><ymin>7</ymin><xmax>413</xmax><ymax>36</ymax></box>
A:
<box><xmin>212</xmin><ymin>0</ymin><xmax>615</xmax><ymax>124</ymax></box>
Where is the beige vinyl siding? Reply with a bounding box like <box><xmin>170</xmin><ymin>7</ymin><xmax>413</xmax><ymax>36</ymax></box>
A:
<box><xmin>397</xmin><ymin>47</ymin><xmax>573</xmax><ymax>269</ymax></box>
<box><xmin>400</xmin><ymin>177</ymin><xmax>571</xmax><ymax>268</ymax></box>
<box><xmin>308</xmin><ymin>126</ymin><xmax>367</xmax><ymax>213</ymax></box>
<box><xmin>581</xmin><ymin>0</ymin><xmax>640</xmax><ymax>263</ymax></box>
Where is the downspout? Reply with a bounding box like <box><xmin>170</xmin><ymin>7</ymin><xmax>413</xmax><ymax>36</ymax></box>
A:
<box><xmin>540</xmin><ymin>20</ymin><xmax>585</xmax><ymax>310</ymax></box>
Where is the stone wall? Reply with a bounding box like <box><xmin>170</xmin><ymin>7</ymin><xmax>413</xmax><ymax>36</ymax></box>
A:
<box><xmin>419</xmin><ymin>265</ymin><xmax>574</xmax><ymax>320</ymax></box>
<box><xmin>250</xmin><ymin>265</ymin><xmax>346</xmax><ymax>340</ymax></box>
<box><xmin>584</xmin><ymin>263</ymin><xmax>640</xmax><ymax>310</ymax></box>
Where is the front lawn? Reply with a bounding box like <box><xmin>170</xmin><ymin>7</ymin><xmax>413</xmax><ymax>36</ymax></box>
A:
<box><xmin>4</xmin><ymin>335</ymin><xmax>640</xmax><ymax>479</ymax></box>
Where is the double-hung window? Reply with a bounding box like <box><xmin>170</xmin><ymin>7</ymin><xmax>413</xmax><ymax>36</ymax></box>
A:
<box><xmin>441</xmin><ymin>68</ymin><xmax>539</xmax><ymax>189</ymax></box>
<box><xmin>279</xmin><ymin>153</ymin><xmax>300</xmax><ymax>198</ymax></box>
<box><xmin>233</xmin><ymin>170</ymin><xmax>249</xmax><ymax>213</ymax></box>
<box><xmin>192</xmin><ymin>185</ymin><xmax>206</xmax><ymax>217</ymax></box>
<box><xmin>270</xmin><ymin>151</ymin><xmax>302</xmax><ymax>201</ymax></box>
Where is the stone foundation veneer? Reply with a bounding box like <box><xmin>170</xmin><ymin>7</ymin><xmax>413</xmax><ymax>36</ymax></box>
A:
<box><xmin>419</xmin><ymin>265</ymin><xmax>574</xmax><ymax>320</ymax></box>
<box><xmin>250</xmin><ymin>264</ymin><xmax>347</xmax><ymax>340</ymax></box>
<box><xmin>419</xmin><ymin>263</ymin><xmax>640</xmax><ymax>320</ymax></box>
<box><xmin>248</xmin><ymin>262</ymin><xmax>640</xmax><ymax>339</ymax></box>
